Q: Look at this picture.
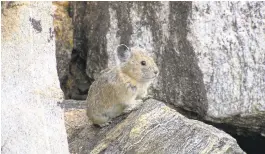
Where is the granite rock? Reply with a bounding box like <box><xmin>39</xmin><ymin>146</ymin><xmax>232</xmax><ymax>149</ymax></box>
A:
<box><xmin>1</xmin><ymin>2</ymin><xmax>69</xmax><ymax>153</ymax></box>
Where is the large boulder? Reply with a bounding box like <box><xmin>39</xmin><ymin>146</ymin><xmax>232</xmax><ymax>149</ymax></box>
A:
<box><xmin>69</xmin><ymin>1</ymin><xmax>265</xmax><ymax>134</ymax></box>
<box><xmin>1</xmin><ymin>2</ymin><xmax>69</xmax><ymax>153</ymax></box>
<box><xmin>187</xmin><ymin>1</ymin><xmax>265</xmax><ymax>134</ymax></box>
<box><xmin>64</xmin><ymin>99</ymin><xmax>245</xmax><ymax>153</ymax></box>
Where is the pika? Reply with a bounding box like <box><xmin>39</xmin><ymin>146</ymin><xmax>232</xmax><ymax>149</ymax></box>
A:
<box><xmin>86</xmin><ymin>45</ymin><xmax>159</xmax><ymax>127</ymax></box>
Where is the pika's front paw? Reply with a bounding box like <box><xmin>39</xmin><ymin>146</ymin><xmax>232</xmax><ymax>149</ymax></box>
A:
<box><xmin>123</xmin><ymin>100</ymin><xmax>143</xmax><ymax>114</ymax></box>
<box><xmin>94</xmin><ymin>121</ymin><xmax>112</xmax><ymax>128</ymax></box>
<box><xmin>142</xmin><ymin>95</ymin><xmax>152</xmax><ymax>101</ymax></box>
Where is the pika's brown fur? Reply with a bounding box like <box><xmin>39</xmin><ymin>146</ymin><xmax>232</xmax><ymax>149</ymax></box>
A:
<box><xmin>86</xmin><ymin>46</ymin><xmax>159</xmax><ymax>126</ymax></box>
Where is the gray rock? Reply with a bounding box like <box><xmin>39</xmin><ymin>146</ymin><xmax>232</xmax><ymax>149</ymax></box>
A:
<box><xmin>187</xmin><ymin>1</ymin><xmax>265</xmax><ymax>133</ymax></box>
<box><xmin>70</xmin><ymin>1</ymin><xmax>265</xmax><ymax>134</ymax></box>
<box><xmin>65</xmin><ymin>99</ymin><xmax>245</xmax><ymax>154</ymax></box>
<box><xmin>53</xmin><ymin>2</ymin><xmax>92</xmax><ymax>100</ymax></box>
<box><xmin>53</xmin><ymin>2</ymin><xmax>73</xmax><ymax>83</ymax></box>
<box><xmin>1</xmin><ymin>2</ymin><xmax>69</xmax><ymax>153</ymax></box>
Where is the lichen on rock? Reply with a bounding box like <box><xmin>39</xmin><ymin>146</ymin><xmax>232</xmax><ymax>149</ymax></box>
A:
<box><xmin>64</xmin><ymin>99</ymin><xmax>245</xmax><ymax>154</ymax></box>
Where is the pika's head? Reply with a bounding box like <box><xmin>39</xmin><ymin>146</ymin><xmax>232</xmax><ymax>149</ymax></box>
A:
<box><xmin>117</xmin><ymin>45</ymin><xmax>159</xmax><ymax>82</ymax></box>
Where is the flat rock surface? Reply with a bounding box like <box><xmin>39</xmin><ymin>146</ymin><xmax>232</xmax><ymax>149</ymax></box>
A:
<box><xmin>65</xmin><ymin>99</ymin><xmax>244</xmax><ymax>154</ymax></box>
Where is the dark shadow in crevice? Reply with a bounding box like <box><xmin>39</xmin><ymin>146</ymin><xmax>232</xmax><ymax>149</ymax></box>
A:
<box><xmin>168</xmin><ymin>104</ymin><xmax>265</xmax><ymax>154</ymax></box>
<box><xmin>206</xmin><ymin>121</ymin><xmax>265</xmax><ymax>154</ymax></box>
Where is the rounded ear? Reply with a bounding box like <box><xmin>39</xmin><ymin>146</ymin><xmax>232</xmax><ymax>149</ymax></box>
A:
<box><xmin>117</xmin><ymin>44</ymin><xmax>131</xmax><ymax>63</ymax></box>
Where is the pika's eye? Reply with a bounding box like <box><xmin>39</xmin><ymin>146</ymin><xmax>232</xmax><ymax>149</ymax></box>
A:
<box><xmin>141</xmin><ymin>61</ymin><xmax>146</xmax><ymax>66</ymax></box>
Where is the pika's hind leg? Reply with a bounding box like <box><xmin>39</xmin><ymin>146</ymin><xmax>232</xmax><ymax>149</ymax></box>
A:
<box><xmin>123</xmin><ymin>100</ymin><xmax>143</xmax><ymax>114</ymax></box>
<box><xmin>90</xmin><ymin>114</ymin><xmax>111</xmax><ymax>127</ymax></box>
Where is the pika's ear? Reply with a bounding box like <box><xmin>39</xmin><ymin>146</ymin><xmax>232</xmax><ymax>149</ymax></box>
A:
<box><xmin>117</xmin><ymin>44</ymin><xmax>131</xmax><ymax>63</ymax></box>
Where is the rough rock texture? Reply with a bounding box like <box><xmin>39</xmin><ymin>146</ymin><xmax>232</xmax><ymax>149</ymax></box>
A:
<box><xmin>69</xmin><ymin>1</ymin><xmax>265</xmax><ymax>134</ymax></box>
<box><xmin>188</xmin><ymin>1</ymin><xmax>265</xmax><ymax>133</ymax></box>
<box><xmin>64</xmin><ymin>99</ymin><xmax>244</xmax><ymax>154</ymax></box>
<box><xmin>1</xmin><ymin>2</ymin><xmax>69</xmax><ymax>153</ymax></box>
<box><xmin>53</xmin><ymin>2</ymin><xmax>73</xmax><ymax>99</ymax></box>
<box><xmin>53</xmin><ymin>2</ymin><xmax>91</xmax><ymax>100</ymax></box>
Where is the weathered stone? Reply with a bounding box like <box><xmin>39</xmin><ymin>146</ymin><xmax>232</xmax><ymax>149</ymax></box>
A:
<box><xmin>70</xmin><ymin>1</ymin><xmax>265</xmax><ymax>134</ymax></box>
<box><xmin>53</xmin><ymin>2</ymin><xmax>93</xmax><ymax>100</ymax></box>
<box><xmin>64</xmin><ymin>99</ymin><xmax>245</xmax><ymax>154</ymax></box>
<box><xmin>1</xmin><ymin>2</ymin><xmax>69</xmax><ymax>153</ymax></box>
<box><xmin>187</xmin><ymin>1</ymin><xmax>265</xmax><ymax>133</ymax></box>
<box><xmin>53</xmin><ymin>1</ymin><xmax>73</xmax><ymax>90</ymax></box>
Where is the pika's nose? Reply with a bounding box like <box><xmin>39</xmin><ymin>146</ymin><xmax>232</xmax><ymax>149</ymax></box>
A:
<box><xmin>154</xmin><ymin>70</ymin><xmax>158</xmax><ymax>75</ymax></box>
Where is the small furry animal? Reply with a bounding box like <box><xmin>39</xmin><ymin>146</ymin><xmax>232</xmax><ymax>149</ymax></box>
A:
<box><xmin>86</xmin><ymin>45</ymin><xmax>159</xmax><ymax>127</ymax></box>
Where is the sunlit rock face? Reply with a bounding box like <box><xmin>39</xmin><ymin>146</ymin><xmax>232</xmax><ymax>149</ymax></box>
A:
<box><xmin>68</xmin><ymin>1</ymin><xmax>265</xmax><ymax>134</ymax></box>
<box><xmin>1</xmin><ymin>2</ymin><xmax>69</xmax><ymax>153</ymax></box>
<box><xmin>187</xmin><ymin>1</ymin><xmax>265</xmax><ymax>133</ymax></box>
